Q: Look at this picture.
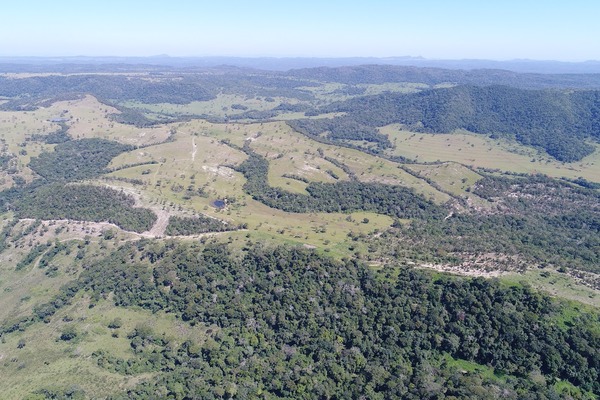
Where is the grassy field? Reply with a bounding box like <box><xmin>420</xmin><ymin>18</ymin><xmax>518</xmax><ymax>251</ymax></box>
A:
<box><xmin>297</xmin><ymin>81</ymin><xmax>429</xmax><ymax>103</ymax></box>
<box><xmin>104</xmin><ymin>119</ymin><xmax>396</xmax><ymax>254</ymax></box>
<box><xmin>1</xmin><ymin>94</ymin><xmax>598</xmax><ymax>295</ymax></box>
<box><xmin>0</xmin><ymin>106</ymin><xmax>58</xmax><ymax>185</ymax></box>
<box><xmin>187</xmin><ymin>119</ymin><xmax>453</xmax><ymax>204</ymax></box>
<box><xmin>117</xmin><ymin>81</ymin><xmax>433</xmax><ymax>121</ymax></box>
<box><xmin>0</xmin><ymin>217</ymin><xmax>140</xmax><ymax>323</ymax></box>
<box><xmin>122</xmin><ymin>93</ymin><xmax>301</xmax><ymax>119</ymax></box>
<box><xmin>501</xmin><ymin>268</ymin><xmax>599</xmax><ymax>308</ymax></box>
<box><xmin>51</xmin><ymin>96</ymin><xmax>172</xmax><ymax>146</ymax></box>
<box><xmin>0</xmin><ymin>95</ymin><xmax>172</xmax><ymax>191</ymax></box>
<box><xmin>0</xmin><ymin>294</ymin><xmax>211</xmax><ymax>398</ymax></box>
<box><xmin>405</xmin><ymin>162</ymin><xmax>493</xmax><ymax>210</ymax></box>
<box><xmin>382</xmin><ymin>125</ymin><xmax>600</xmax><ymax>183</ymax></box>
<box><xmin>2</xmin><ymin>95</ymin><xmax>598</xmax><ymax>261</ymax></box>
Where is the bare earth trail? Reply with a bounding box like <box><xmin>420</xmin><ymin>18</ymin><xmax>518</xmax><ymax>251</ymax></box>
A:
<box><xmin>145</xmin><ymin>208</ymin><xmax>170</xmax><ymax>237</ymax></box>
<box><xmin>191</xmin><ymin>136</ymin><xmax>197</xmax><ymax>162</ymax></box>
<box><xmin>101</xmin><ymin>184</ymin><xmax>171</xmax><ymax>237</ymax></box>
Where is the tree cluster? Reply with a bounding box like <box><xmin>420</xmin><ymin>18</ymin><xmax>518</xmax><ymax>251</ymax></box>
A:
<box><xmin>21</xmin><ymin>242</ymin><xmax>600</xmax><ymax>399</ymax></box>
<box><xmin>28</xmin><ymin>139</ymin><xmax>133</xmax><ymax>182</ymax></box>
<box><xmin>235</xmin><ymin>149</ymin><xmax>444</xmax><ymax>220</ymax></box>
<box><xmin>14</xmin><ymin>184</ymin><xmax>156</xmax><ymax>233</ymax></box>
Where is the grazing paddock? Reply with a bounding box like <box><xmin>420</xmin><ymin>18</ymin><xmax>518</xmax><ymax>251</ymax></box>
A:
<box><xmin>383</xmin><ymin>125</ymin><xmax>600</xmax><ymax>182</ymax></box>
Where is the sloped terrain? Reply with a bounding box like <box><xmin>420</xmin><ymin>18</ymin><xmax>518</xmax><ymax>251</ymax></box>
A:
<box><xmin>0</xmin><ymin>65</ymin><xmax>599</xmax><ymax>398</ymax></box>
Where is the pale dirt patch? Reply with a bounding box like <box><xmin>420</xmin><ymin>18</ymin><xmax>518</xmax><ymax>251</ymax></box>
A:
<box><xmin>146</xmin><ymin>208</ymin><xmax>170</xmax><ymax>237</ymax></box>
<box><xmin>191</xmin><ymin>137</ymin><xmax>197</xmax><ymax>161</ymax></box>
<box><xmin>201</xmin><ymin>165</ymin><xmax>235</xmax><ymax>178</ymax></box>
<box><xmin>418</xmin><ymin>263</ymin><xmax>507</xmax><ymax>278</ymax></box>
<box><xmin>567</xmin><ymin>269</ymin><xmax>600</xmax><ymax>291</ymax></box>
<box><xmin>300</xmin><ymin>164</ymin><xmax>320</xmax><ymax>173</ymax></box>
<box><xmin>100</xmin><ymin>184</ymin><xmax>169</xmax><ymax>237</ymax></box>
<box><xmin>99</xmin><ymin>183</ymin><xmax>233</xmax><ymax>238</ymax></box>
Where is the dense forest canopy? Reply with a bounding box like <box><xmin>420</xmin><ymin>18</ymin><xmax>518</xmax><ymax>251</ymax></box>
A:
<box><xmin>285</xmin><ymin>64</ymin><xmax>600</xmax><ymax>88</ymax></box>
<box><xmin>14</xmin><ymin>184</ymin><xmax>156</xmax><ymax>233</ymax></box>
<box><xmin>27</xmin><ymin>138</ymin><xmax>133</xmax><ymax>182</ymax></box>
<box><xmin>5</xmin><ymin>243</ymin><xmax>598</xmax><ymax>399</ymax></box>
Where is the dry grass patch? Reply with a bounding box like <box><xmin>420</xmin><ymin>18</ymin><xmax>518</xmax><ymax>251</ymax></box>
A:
<box><xmin>383</xmin><ymin>125</ymin><xmax>600</xmax><ymax>182</ymax></box>
<box><xmin>48</xmin><ymin>95</ymin><xmax>171</xmax><ymax>146</ymax></box>
<box><xmin>0</xmin><ymin>295</ymin><xmax>212</xmax><ymax>399</ymax></box>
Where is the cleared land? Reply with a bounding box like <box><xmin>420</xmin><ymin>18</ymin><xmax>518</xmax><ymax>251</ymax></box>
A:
<box><xmin>383</xmin><ymin>125</ymin><xmax>600</xmax><ymax>182</ymax></box>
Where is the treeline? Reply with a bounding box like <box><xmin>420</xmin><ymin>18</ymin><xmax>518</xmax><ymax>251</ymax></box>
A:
<box><xmin>105</xmin><ymin>102</ymin><xmax>160</xmax><ymax>127</ymax></box>
<box><xmin>165</xmin><ymin>215</ymin><xmax>242</xmax><ymax>236</ymax></box>
<box><xmin>14</xmin><ymin>184</ymin><xmax>156</xmax><ymax>233</ymax></box>
<box><xmin>286</xmin><ymin>64</ymin><xmax>600</xmax><ymax>89</ymax></box>
<box><xmin>0</xmin><ymin>72</ymin><xmax>317</xmax><ymax>113</ymax></box>
<box><xmin>370</xmin><ymin>174</ymin><xmax>600</xmax><ymax>275</ymax></box>
<box><xmin>29</xmin><ymin>122</ymin><xmax>71</xmax><ymax>144</ymax></box>
<box><xmin>235</xmin><ymin>149</ymin><xmax>444</xmax><ymax>220</ymax></box>
<box><xmin>303</xmin><ymin>85</ymin><xmax>600</xmax><ymax>162</ymax></box>
<box><xmin>0</xmin><ymin>138</ymin><xmax>155</xmax><ymax>233</ymax></box>
<box><xmin>0</xmin><ymin>218</ymin><xmax>19</xmax><ymax>253</ymax></box>
<box><xmin>289</xmin><ymin>117</ymin><xmax>392</xmax><ymax>149</ymax></box>
<box><xmin>22</xmin><ymin>242</ymin><xmax>600</xmax><ymax>398</ymax></box>
<box><xmin>0</xmin><ymin>74</ymin><xmax>214</xmax><ymax>108</ymax></box>
<box><xmin>471</xmin><ymin>175</ymin><xmax>600</xmax><ymax>216</ymax></box>
<box><xmin>28</xmin><ymin>138</ymin><xmax>133</xmax><ymax>182</ymax></box>
<box><xmin>0</xmin><ymin>153</ymin><xmax>16</xmax><ymax>171</ymax></box>
<box><xmin>1</xmin><ymin>138</ymin><xmax>136</xmax><ymax>219</ymax></box>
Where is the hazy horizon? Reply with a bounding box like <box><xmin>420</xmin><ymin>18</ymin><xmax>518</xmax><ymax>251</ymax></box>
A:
<box><xmin>2</xmin><ymin>1</ymin><xmax>599</xmax><ymax>61</ymax></box>
<box><xmin>2</xmin><ymin>55</ymin><xmax>600</xmax><ymax>63</ymax></box>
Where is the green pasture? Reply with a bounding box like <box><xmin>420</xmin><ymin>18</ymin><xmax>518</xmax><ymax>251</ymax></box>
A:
<box><xmin>383</xmin><ymin>125</ymin><xmax>600</xmax><ymax>183</ymax></box>
<box><xmin>122</xmin><ymin>93</ymin><xmax>299</xmax><ymax>119</ymax></box>
<box><xmin>501</xmin><ymin>268</ymin><xmax>599</xmax><ymax>308</ymax></box>
<box><xmin>0</xmin><ymin>294</ymin><xmax>211</xmax><ymax>399</ymax></box>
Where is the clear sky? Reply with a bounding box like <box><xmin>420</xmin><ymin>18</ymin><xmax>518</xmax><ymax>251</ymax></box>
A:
<box><xmin>2</xmin><ymin>0</ymin><xmax>599</xmax><ymax>61</ymax></box>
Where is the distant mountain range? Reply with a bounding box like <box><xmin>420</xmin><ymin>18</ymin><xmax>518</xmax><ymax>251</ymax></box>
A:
<box><xmin>1</xmin><ymin>55</ymin><xmax>600</xmax><ymax>74</ymax></box>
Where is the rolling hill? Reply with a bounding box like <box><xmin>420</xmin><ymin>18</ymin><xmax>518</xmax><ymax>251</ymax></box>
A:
<box><xmin>0</xmin><ymin>64</ymin><xmax>598</xmax><ymax>399</ymax></box>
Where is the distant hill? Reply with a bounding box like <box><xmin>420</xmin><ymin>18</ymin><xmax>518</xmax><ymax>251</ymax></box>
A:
<box><xmin>300</xmin><ymin>85</ymin><xmax>600</xmax><ymax>162</ymax></box>
<box><xmin>286</xmin><ymin>64</ymin><xmax>600</xmax><ymax>89</ymax></box>
<box><xmin>1</xmin><ymin>55</ymin><xmax>600</xmax><ymax>74</ymax></box>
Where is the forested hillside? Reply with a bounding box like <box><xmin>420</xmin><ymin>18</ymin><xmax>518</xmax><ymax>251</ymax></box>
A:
<box><xmin>372</xmin><ymin>198</ymin><xmax>600</xmax><ymax>281</ymax></box>
<box><xmin>296</xmin><ymin>85</ymin><xmax>600</xmax><ymax>161</ymax></box>
<box><xmin>286</xmin><ymin>64</ymin><xmax>600</xmax><ymax>88</ymax></box>
<box><xmin>3</xmin><ymin>243</ymin><xmax>599</xmax><ymax>399</ymax></box>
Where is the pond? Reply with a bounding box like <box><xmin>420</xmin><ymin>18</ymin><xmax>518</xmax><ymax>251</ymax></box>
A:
<box><xmin>212</xmin><ymin>199</ymin><xmax>226</xmax><ymax>208</ymax></box>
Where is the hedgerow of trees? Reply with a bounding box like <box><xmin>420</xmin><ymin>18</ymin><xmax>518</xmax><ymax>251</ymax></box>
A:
<box><xmin>235</xmin><ymin>148</ymin><xmax>444</xmax><ymax>220</ymax></box>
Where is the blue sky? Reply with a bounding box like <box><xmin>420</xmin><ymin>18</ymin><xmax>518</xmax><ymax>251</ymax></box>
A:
<box><xmin>2</xmin><ymin>0</ymin><xmax>599</xmax><ymax>60</ymax></box>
